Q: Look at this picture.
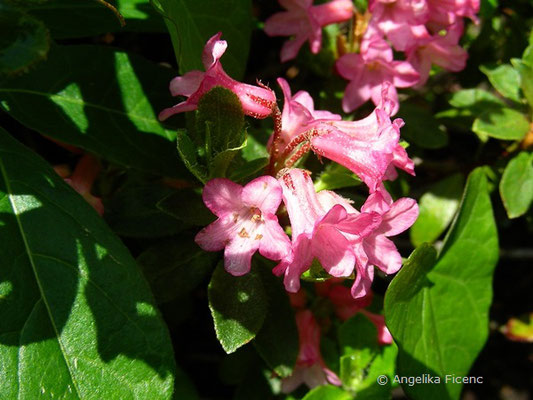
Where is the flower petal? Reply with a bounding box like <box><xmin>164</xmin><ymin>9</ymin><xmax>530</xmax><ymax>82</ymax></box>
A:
<box><xmin>259</xmin><ymin>215</ymin><xmax>292</xmax><ymax>260</ymax></box>
<box><xmin>379</xmin><ymin>197</ymin><xmax>419</xmax><ymax>236</ymax></box>
<box><xmin>202</xmin><ymin>32</ymin><xmax>227</xmax><ymax>69</ymax></box>
<box><xmin>202</xmin><ymin>178</ymin><xmax>243</xmax><ymax>217</ymax></box>
<box><xmin>224</xmin><ymin>236</ymin><xmax>259</xmax><ymax>276</ymax></box>
<box><xmin>312</xmin><ymin>224</ymin><xmax>355</xmax><ymax>277</ymax></box>
<box><xmin>169</xmin><ymin>71</ymin><xmax>205</xmax><ymax>97</ymax></box>
<box><xmin>242</xmin><ymin>176</ymin><xmax>283</xmax><ymax>214</ymax></box>
<box><xmin>364</xmin><ymin>234</ymin><xmax>402</xmax><ymax>274</ymax></box>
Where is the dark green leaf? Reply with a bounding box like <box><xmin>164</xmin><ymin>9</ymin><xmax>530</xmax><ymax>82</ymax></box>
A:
<box><xmin>473</xmin><ymin>107</ymin><xmax>529</xmax><ymax>141</ymax></box>
<box><xmin>196</xmin><ymin>86</ymin><xmax>245</xmax><ymax>153</ymax></box>
<box><xmin>152</xmin><ymin>0</ymin><xmax>252</xmax><ymax>79</ymax></box>
<box><xmin>254</xmin><ymin>261</ymin><xmax>298</xmax><ymax>378</ymax></box>
<box><xmin>0</xmin><ymin>44</ymin><xmax>190</xmax><ymax>178</ymax></box>
<box><xmin>105</xmin><ymin>183</ymin><xmax>187</xmax><ymax>237</ymax></box>
<box><xmin>228</xmin><ymin>156</ymin><xmax>269</xmax><ymax>183</ymax></box>
<box><xmin>385</xmin><ymin>168</ymin><xmax>499</xmax><ymax>400</ymax></box>
<box><xmin>0</xmin><ymin>3</ymin><xmax>49</xmax><ymax>75</ymax></box>
<box><xmin>314</xmin><ymin>163</ymin><xmax>361</xmax><ymax>192</ymax></box>
<box><xmin>302</xmin><ymin>385</ymin><xmax>352</xmax><ymax>400</ymax></box>
<box><xmin>208</xmin><ymin>262</ymin><xmax>267</xmax><ymax>353</ymax></box>
<box><xmin>138</xmin><ymin>238</ymin><xmax>216</xmax><ymax>304</ymax></box>
<box><xmin>156</xmin><ymin>188</ymin><xmax>215</xmax><ymax>226</ymax></box>
<box><xmin>24</xmin><ymin>0</ymin><xmax>166</xmax><ymax>38</ymax></box>
<box><xmin>0</xmin><ymin>128</ymin><xmax>186</xmax><ymax>398</ymax></box>
<box><xmin>176</xmin><ymin>129</ymin><xmax>208</xmax><ymax>183</ymax></box>
<box><xmin>410</xmin><ymin>173</ymin><xmax>464</xmax><ymax>247</ymax></box>
<box><xmin>500</xmin><ymin>152</ymin><xmax>533</xmax><ymax>218</ymax></box>
<box><xmin>397</xmin><ymin>103</ymin><xmax>448</xmax><ymax>149</ymax></box>
<box><xmin>480</xmin><ymin>64</ymin><xmax>521</xmax><ymax>102</ymax></box>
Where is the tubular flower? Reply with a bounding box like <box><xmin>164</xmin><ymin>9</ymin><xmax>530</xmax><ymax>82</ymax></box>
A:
<box><xmin>406</xmin><ymin>21</ymin><xmax>468</xmax><ymax>86</ymax></box>
<box><xmin>273</xmin><ymin>77</ymin><xmax>341</xmax><ymax>155</ymax></box>
<box><xmin>274</xmin><ymin>168</ymin><xmax>381</xmax><ymax>293</ymax></box>
<box><xmin>264</xmin><ymin>0</ymin><xmax>353</xmax><ymax>62</ymax></box>
<box><xmin>312</xmin><ymin>83</ymin><xmax>415</xmax><ymax>191</ymax></box>
<box><xmin>336</xmin><ymin>36</ymin><xmax>420</xmax><ymax>113</ymax></box>
<box><xmin>56</xmin><ymin>155</ymin><xmax>104</xmax><ymax>216</ymax></box>
<box><xmin>281</xmin><ymin>310</ymin><xmax>341</xmax><ymax>393</ymax></box>
<box><xmin>195</xmin><ymin>176</ymin><xmax>291</xmax><ymax>276</ymax></box>
<box><xmin>159</xmin><ymin>33</ymin><xmax>276</xmax><ymax>121</ymax></box>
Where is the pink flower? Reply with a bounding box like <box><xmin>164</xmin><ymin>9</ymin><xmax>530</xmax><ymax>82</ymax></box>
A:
<box><xmin>195</xmin><ymin>176</ymin><xmax>291</xmax><ymax>276</ymax></box>
<box><xmin>368</xmin><ymin>0</ymin><xmax>429</xmax><ymax>51</ymax></box>
<box><xmin>351</xmin><ymin>189</ymin><xmax>418</xmax><ymax>297</ymax></box>
<box><xmin>274</xmin><ymin>169</ymin><xmax>381</xmax><ymax>292</ymax></box>
<box><xmin>56</xmin><ymin>155</ymin><xmax>104</xmax><ymax>216</ymax></box>
<box><xmin>311</xmin><ymin>84</ymin><xmax>414</xmax><ymax>191</ymax></box>
<box><xmin>159</xmin><ymin>33</ymin><xmax>276</xmax><ymax>121</ymax></box>
<box><xmin>407</xmin><ymin>21</ymin><xmax>468</xmax><ymax>86</ymax></box>
<box><xmin>264</xmin><ymin>0</ymin><xmax>353</xmax><ymax>62</ymax></box>
<box><xmin>336</xmin><ymin>36</ymin><xmax>420</xmax><ymax>113</ymax></box>
<box><xmin>281</xmin><ymin>310</ymin><xmax>341</xmax><ymax>393</ymax></box>
<box><xmin>273</xmin><ymin>77</ymin><xmax>341</xmax><ymax>155</ymax></box>
<box><xmin>427</xmin><ymin>0</ymin><xmax>479</xmax><ymax>29</ymax></box>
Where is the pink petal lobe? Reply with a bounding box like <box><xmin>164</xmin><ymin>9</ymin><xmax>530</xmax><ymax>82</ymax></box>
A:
<box><xmin>202</xmin><ymin>32</ymin><xmax>227</xmax><ymax>69</ymax></box>
<box><xmin>242</xmin><ymin>176</ymin><xmax>282</xmax><ymax>214</ymax></box>
<box><xmin>224</xmin><ymin>236</ymin><xmax>259</xmax><ymax>276</ymax></box>
<box><xmin>379</xmin><ymin>198</ymin><xmax>419</xmax><ymax>236</ymax></box>
<box><xmin>259</xmin><ymin>215</ymin><xmax>292</xmax><ymax>260</ymax></box>
<box><xmin>169</xmin><ymin>71</ymin><xmax>205</xmax><ymax>97</ymax></box>
<box><xmin>202</xmin><ymin>178</ymin><xmax>243</xmax><ymax>217</ymax></box>
<box><xmin>364</xmin><ymin>234</ymin><xmax>402</xmax><ymax>274</ymax></box>
<box><xmin>195</xmin><ymin>216</ymin><xmax>233</xmax><ymax>252</ymax></box>
<box><xmin>312</xmin><ymin>223</ymin><xmax>355</xmax><ymax>277</ymax></box>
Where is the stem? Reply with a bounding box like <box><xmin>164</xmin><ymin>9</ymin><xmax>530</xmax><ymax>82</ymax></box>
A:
<box><xmin>94</xmin><ymin>0</ymin><xmax>126</xmax><ymax>27</ymax></box>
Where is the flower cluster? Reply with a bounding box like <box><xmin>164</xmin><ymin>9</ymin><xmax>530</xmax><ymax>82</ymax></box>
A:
<box><xmin>264</xmin><ymin>0</ymin><xmax>477</xmax><ymax>113</ymax></box>
<box><xmin>161</xmin><ymin>33</ymin><xmax>418</xmax><ymax>299</ymax></box>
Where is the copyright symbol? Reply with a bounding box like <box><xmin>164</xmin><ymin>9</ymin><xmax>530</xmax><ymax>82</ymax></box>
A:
<box><xmin>377</xmin><ymin>375</ymin><xmax>388</xmax><ymax>385</ymax></box>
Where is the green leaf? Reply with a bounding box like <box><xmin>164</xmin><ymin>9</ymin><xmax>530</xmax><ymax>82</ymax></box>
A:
<box><xmin>302</xmin><ymin>385</ymin><xmax>352</xmax><ymax>400</ymax></box>
<box><xmin>104</xmin><ymin>183</ymin><xmax>188</xmax><ymax>237</ymax></box>
<box><xmin>0</xmin><ymin>128</ymin><xmax>187</xmax><ymax>399</ymax></box>
<box><xmin>0</xmin><ymin>44</ymin><xmax>190</xmax><ymax>178</ymax></box>
<box><xmin>410</xmin><ymin>173</ymin><xmax>464</xmax><ymax>247</ymax></box>
<box><xmin>448</xmin><ymin>88</ymin><xmax>504</xmax><ymax>115</ymax></box>
<box><xmin>208</xmin><ymin>262</ymin><xmax>267</xmax><ymax>353</ymax></box>
<box><xmin>385</xmin><ymin>168</ymin><xmax>499</xmax><ymax>400</ymax></box>
<box><xmin>152</xmin><ymin>0</ymin><xmax>252</xmax><ymax>79</ymax></box>
<box><xmin>473</xmin><ymin>107</ymin><xmax>530</xmax><ymax>141</ymax></box>
<box><xmin>480</xmin><ymin>64</ymin><xmax>522</xmax><ymax>102</ymax></box>
<box><xmin>314</xmin><ymin>163</ymin><xmax>361</xmax><ymax>192</ymax></box>
<box><xmin>156</xmin><ymin>188</ymin><xmax>215</xmax><ymax>226</ymax></box>
<box><xmin>24</xmin><ymin>0</ymin><xmax>166</xmax><ymax>38</ymax></box>
<box><xmin>176</xmin><ymin>129</ymin><xmax>208</xmax><ymax>183</ymax></box>
<box><xmin>397</xmin><ymin>103</ymin><xmax>449</xmax><ymax>149</ymax></box>
<box><xmin>500</xmin><ymin>152</ymin><xmax>533</xmax><ymax>218</ymax></box>
<box><xmin>512</xmin><ymin>58</ymin><xmax>533</xmax><ymax>109</ymax></box>
<box><xmin>338</xmin><ymin>314</ymin><xmax>397</xmax><ymax>397</ymax></box>
<box><xmin>138</xmin><ymin>238</ymin><xmax>216</xmax><ymax>304</ymax></box>
<box><xmin>228</xmin><ymin>156</ymin><xmax>269</xmax><ymax>183</ymax></box>
<box><xmin>0</xmin><ymin>3</ymin><xmax>50</xmax><ymax>75</ymax></box>
<box><xmin>253</xmin><ymin>260</ymin><xmax>298</xmax><ymax>378</ymax></box>
<box><xmin>196</xmin><ymin>86</ymin><xmax>245</xmax><ymax>152</ymax></box>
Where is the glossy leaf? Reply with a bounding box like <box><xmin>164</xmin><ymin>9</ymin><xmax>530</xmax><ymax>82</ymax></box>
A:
<box><xmin>410</xmin><ymin>173</ymin><xmax>464</xmax><ymax>247</ymax></box>
<box><xmin>208</xmin><ymin>262</ymin><xmax>267</xmax><ymax>354</ymax></box>
<box><xmin>253</xmin><ymin>260</ymin><xmax>298</xmax><ymax>378</ymax></box>
<box><xmin>314</xmin><ymin>163</ymin><xmax>361</xmax><ymax>192</ymax></box>
<box><xmin>302</xmin><ymin>385</ymin><xmax>352</xmax><ymax>400</ymax></box>
<box><xmin>0</xmin><ymin>3</ymin><xmax>50</xmax><ymax>75</ymax></box>
<box><xmin>0</xmin><ymin>44</ymin><xmax>189</xmax><ymax>178</ymax></box>
<box><xmin>138</xmin><ymin>238</ymin><xmax>216</xmax><ymax>304</ymax></box>
<box><xmin>338</xmin><ymin>314</ymin><xmax>396</xmax><ymax>398</ymax></box>
<box><xmin>499</xmin><ymin>152</ymin><xmax>533</xmax><ymax>218</ymax></box>
<box><xmin>0</xmin><ymin>128</ymin><xmax>186</xmax><ymax>399</ymax></box>
<box><xmin>24</xmin><ymin>0</ymin><xmax>166</xmax><ymax>38</ymax></box>
<box><xmin>152</xmin><ymin>0</ymin><xmax>252</xmax><ymax>79</ymax></box>
<box><xmin>385</xmin><ymin>168</ymin><xmax>499</xmax><ymax>400</ymax></box>
<box><xmin>480</xmin><ymin>64</ymin><xmax>521</xmax><ymax>102</ymax></box>
<box><xmin>397</xmin><ymin>103</ymin><xmax>449</xmax><ymax>149</ymax></box>
<box><xmin>448</xmin><ymin>88</ymin><xmax>504</xmax><ymax>116</ymax></box>
<box><xmin>512</xmin><ymin>58</ymin><xmax>533</xmax><ymax>109</ymax></box>
<box><xmin>176</xmin><ymin>129</ymin><xmax>208</xmax><ymax>183</ymax></box>
<box><xmin>473</xmin><ymin>107</ymin><xmax>529</xmax><ymax>141</ymax></box>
